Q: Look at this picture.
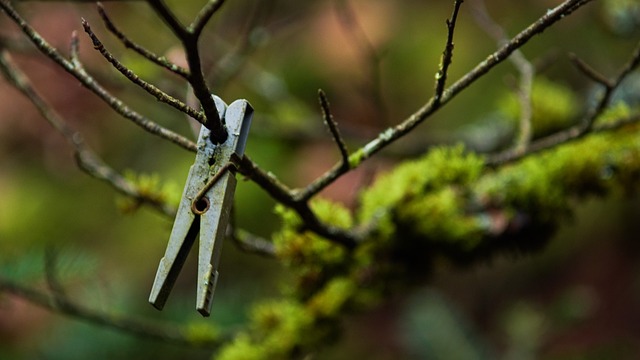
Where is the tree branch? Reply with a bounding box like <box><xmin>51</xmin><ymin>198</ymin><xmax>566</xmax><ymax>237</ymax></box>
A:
<box><xmin>81</xmin><ymin>19</ymin><xmax>206</xmax><ymax>123</ymax></box>
<box><xmin>0</xmin><ymin>49</ymin><xmax>177</xmax><ymax>217</ymax></box>
<box><xmin>470</xmin><ymin>0</ymin><xmax>534</xmax><ymax>151</ymax></box>
<box><xmin>0</xmin><ymin>1</ymin><xmax>197</xmax><ymax>152</ymax></box>
<box><xmin>0</xmin><ymin>276</ymin><xmax>222</xmax><ymax>349</ymax></box>
<box><xmin>146</xmin><ymin>0</ymin><xmax>227</xmax><ymax>143</ymax></box>
<box><xmin>434</xmin><ymin>0</ymin><xmax>464</xmax><ymax>105</ymax></box>
<box><xmin>487</xmin><ymin>39</ymin><xmax>640</xmax><ymax>165</ymax></box>
<box><xmin>319</xmin><ymin>89</ymin><xmax>349</xmax><ymax>172</ymax></box>
<box><xmin>295</xmin><ymin>0</ymin><xmax>595</xmax><ymax>199</ymax></box>
<box><xmin>228</xmin><ymin>226</ymin><xmax>276</xmax><ymax>257</ymax></box>
<box><xmin>189</xmin><ymin>0</ymin><xmax>224</xmax><ymax>37</ymax></box>
<box><xmin>236</xmin><ymin>156</ymin><xmax>360</xmax><ymax>249</ymax></box>
<box><xmin>96</xmin><ymin>3</ymin><xmax>190</xmax><ymax>79</ymax></box>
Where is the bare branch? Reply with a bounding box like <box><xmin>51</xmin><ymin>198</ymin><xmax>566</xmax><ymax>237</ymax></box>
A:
<box><xmin>147</xmin><ymin>0</ymin><xmax>226</xmax><ymax>143</ymax></box>
<box><xmin>488</xmin><ymin>40</ymin><xmax>640</xmax><ymax>165</ymax></box>
<box><xmin>82</xmin><ymin>19</ymin><xmax>206</xmax><ymax>123</ymax></box>
<box><xmin>96</xmin><ymin>3</ymin><xmax>190</xmax><ymax>78</ymax></box>
<box><xmin>470</xmin><ymin>0</ymin><xmax>534</xmax><ymax>151</ymax></box>
<box><xmin>0</xmin><ymin>49</ymin><xmax>176</xmax><ymax>216</ymax></box>
<box><xmin>236</xmin><ymin>156</ymin><xmax>359</xmax><ymax>249</ymax></box>
<box><xmin>0</xmin><ymin>2</ymin><xmax>197</xmax><ymax>151</ymax></box>
<box><xmin>569</xmin><ymin>53</ymin><xmax>613</xmax><ymax>87</ymax></box>
<box><xmin>145</xmin><ymin>0</ymin><xmax>188</xmax><ymax>39</ymax></box>
<box><xmin>487</xmin><ymin>111</ymin><xmax>640</xmax><ymax>166</ymax></box>
<box><xmin>296</xmin><ymin>0</ymin><xmax>595</xmax><ymax>199</ymax></box>
<box><xmin>189</xmin><ymin>0</ymin><xmax>225</xmax><ymax>37</ymax></box>
<box><xmin>237</xmin><ymin>155</ymin><xmax>296</xmax><ymax>203</ymax></box>
<box><xmin>580</xmin><ymin>40</ymin><xmax>640</xmax><ymax>132</ymax></box>
<box><xmin>0</xmin><ymin>276</ymin><xmax>222</xmax><ymax>349</ymax></box>
<box><xmin>434</xmin><ymin>0</ymin><xmax>464</xmax><ymax>105</ymax></box>
<box><xmin>228</xmin><ymin>226</ymin><xmax>276</xmax><ymax>257</ymax></box>
<box><xmin>319</xmin><ymin>89</ymin><xmax>349</xmax><ymax>171</ymax></box>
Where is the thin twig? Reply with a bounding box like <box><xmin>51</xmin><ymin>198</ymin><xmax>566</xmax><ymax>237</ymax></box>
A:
<box><xmin>228</xmin><ymin>226</ymin><xmax>276</xmax><ymax>257</ymax></box>
<box><xmin>295</xmin><ymin>0</ymin><xmax>595</xmax><ymax>200</ymax></box>
<box><xmin>434</xmin><ymin>0</ymin><xmax>464</xmax><ymax>105</ymax></box>
<box><xmin>488</xmin><ymin>40</ymin><xmax>640</xmax><ymax>165</ymax></box>
<box><xmin>236</xmin><ymin>156</ymin><xmax>359</xmax><ymax>248</ymax></box>
<box><xmin>189</xmin><ymin>0</ymin><xmax>225</xmax><ymax>37</ymax></box>
<box><xmin>0</xmin><ymin>49</ymin><xmax>177</xmax><ymax>217</ymax></box>
<box><xmin>0</xmin><ymin>276</ymin><xmax>222</xmax><ymax>349</ymax></box>
<box><xmin>0</xmin><ymin>1</ymin><xmax>197</xmax><ymax>152</ymax></box>
<box><xmin>82</xmin><ymin>19</ymin><xmax>206</xmax><ymax>123</ymax></box>
<box><xmin>96</xmin><ymin>3</ymin><xmax>190</xmax><ymax>79</ymax></box>
<box><xmin>237</xmin><ymin>155</ymin><xmax>295</xmax><ymax>202</ymax></box>
<box><xmin>470</xmin><ymin>0</ymin><xmax>535</xmax><ymax>151</ymax></box>
<box><xmin>579</xmin><ymin>39</ymin><xmax>640</xmax><ymax>132</ymax></box>
<box><xmin>145</xmin><ymin>0</ymin><xmax>187</xmax><ymax>38</ymax></box>
<box><xmin>487</xmin><ymin>112</ymin><xmax>640</xmax><ymax>166</ymax></box>
<box><xmin>568</xmin><ymin>53</ymin><xmax>612</xmax><ymax>87</ymax></box>
<box><xmin>147</xmin><ymin>0</ymin><xmax>226</xmax><ymax>143</ymax></box>
<box><xmin>318</xmin><ymin>89</ymin><xmax>349</xmax><ymax>172</ymax></box>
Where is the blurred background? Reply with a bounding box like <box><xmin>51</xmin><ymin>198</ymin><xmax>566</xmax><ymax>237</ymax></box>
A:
<box><xmin>0</xmin><ymin>0</ymin><xmax>639</xmax><ymax>358</ymax></box>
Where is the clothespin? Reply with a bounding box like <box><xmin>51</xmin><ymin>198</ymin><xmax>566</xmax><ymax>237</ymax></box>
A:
<box><xmin>149</xmin><ymin>95</ymin><xmax>252</xmax><ymax>317</ymax></box>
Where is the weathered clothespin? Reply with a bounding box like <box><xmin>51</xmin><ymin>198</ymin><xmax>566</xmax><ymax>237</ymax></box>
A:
<box><xmin>149</xmin><ymin>95</ymin><xmax>252</xmax><ymax>316</ymax></box>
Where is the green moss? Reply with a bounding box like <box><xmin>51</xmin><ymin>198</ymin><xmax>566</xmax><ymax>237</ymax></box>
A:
<box><xmin>310</xmin><ymin>198</ymin><xmax>353</xmax><ymax>229</ymax></box>
<box><xmin>359</xmin><ymin>144</ymin><xmax>484</xmax><ymax>227</ymax></box>
<box><xmin>476</xmin><ymin>133</ymin><xmax>626</xmax><ymax>210</ymax></box>
<box><xmin>217</xmin><ymin>300</ymin><xmax>315</xmax><ymax>360</ymax></box>
<box><xmin>272</xmin><ymin>203</ymin><xmax>349</xmax><ymax>297</ymax></box>
<box><xmin>595</xmin><ymin>101</ymin><xmax>633</xmax><ymax>126</ymax></box>
<box><xmin>398</xmin><ymin>187</ymin><xmax>484</xmax><ymax>249</ymax></box>
<box><xmin>307</xmin><ymin>277</ymin><xmax>356</xmax><ymax>317</ymax></box>
<box><xmin>348</xmin><ymin>148</ymin><xmax>366</xmax><ymax>168</ymax></box>
<box><xmin>219</xmin><ymin>118</ymin><xmax>640</xmax><ymax>360</ymax></box>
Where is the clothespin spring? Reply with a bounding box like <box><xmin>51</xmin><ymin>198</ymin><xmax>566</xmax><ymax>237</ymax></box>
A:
<box><xmin>191</xmin><ymin>153</ymin><xmax>242</xmax><ymax>215</ymax></box>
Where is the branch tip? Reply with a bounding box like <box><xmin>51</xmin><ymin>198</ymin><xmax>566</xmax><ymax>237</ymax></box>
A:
<box><xmin>318</xmin><ymin>89</ymin><xmax>349</xmax><ymax>171</ymax></box>
<box><xmin>569</xmin><ymin>52</ymin><xmax>612</xmax><ymax>87</ymax></box>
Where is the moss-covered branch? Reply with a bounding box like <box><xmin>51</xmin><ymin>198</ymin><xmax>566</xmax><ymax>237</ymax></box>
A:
<box><xmin>214</xmin><ymin>113</ymin><xmax>640</xmax><ymax>358</ymax></box>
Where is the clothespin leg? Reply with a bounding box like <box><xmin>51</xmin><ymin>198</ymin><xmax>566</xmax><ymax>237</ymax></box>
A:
<box><xmin>196</xmin><ymin>173</ymin><xmax>236</xmax><ymax>316</ymax></box>
<box><xmin>195</xmin><ymin>99</ymin><xmax>254</xmax><ymax>316</ymax></box>
<box><xmin>149</xmin><ymin>194</ymin><xmax>198</xmax><ymax>310</ymax></box>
